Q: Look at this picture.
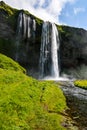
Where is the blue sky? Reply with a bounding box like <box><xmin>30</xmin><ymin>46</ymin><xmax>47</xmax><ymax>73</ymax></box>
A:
<box><xmin>2</xmin><ymin>0</ymin><xmax>87</xmax><ymax>30</ymax></box>
<box><xmin>59</xmin><ymin>0</ymin><xmax>87</xmax><ymax>29</ymax></box>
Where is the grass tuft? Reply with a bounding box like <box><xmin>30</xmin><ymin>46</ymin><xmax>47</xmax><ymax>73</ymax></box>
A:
<box><xmin>74</xmin><ymin>80</ymin><xmax>87</xmax><ymax>89</ymax></box>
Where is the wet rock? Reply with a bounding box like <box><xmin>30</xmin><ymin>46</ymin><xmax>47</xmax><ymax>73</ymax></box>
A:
<box><xmin>60</xmin><ymin>81</ymin><xmax>87</xmax><ymax>130</ymax></box>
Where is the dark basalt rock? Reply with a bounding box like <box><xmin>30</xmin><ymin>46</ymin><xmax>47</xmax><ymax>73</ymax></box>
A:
<box><xmin>59</xmin><ymin>26</ymin><xmax>87</xmax><ymax>78</ymax></box>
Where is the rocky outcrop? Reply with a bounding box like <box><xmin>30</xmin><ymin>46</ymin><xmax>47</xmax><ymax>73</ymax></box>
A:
<box><xmin>59</xmin><ymin>26</ymin><xmax>87</xmax><ymax>78</ymax></box>
<box><xmin>0</xmin><ymin>1</ymin><xmax>16</xmax><ymax>39</ymax></box>
<box><xmin>0</xmin><ymin>17</ymin><xmax>15</xmax><ymax>39</ymax></box>
<box><xmin>0</xmin><ymin>1</ymin><xmax>87</xmax><ymax>78</ymax></box>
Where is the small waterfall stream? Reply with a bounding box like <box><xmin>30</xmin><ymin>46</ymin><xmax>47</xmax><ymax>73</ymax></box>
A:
<box><xmin>15</xmin><ymin>12</ymin><xmax>36</xmax><ymax>61</ymax></box>
<box><xmin>39</xmin><ymin>22</ymin><xmax>60</xmax><ymax>79</ymax></box>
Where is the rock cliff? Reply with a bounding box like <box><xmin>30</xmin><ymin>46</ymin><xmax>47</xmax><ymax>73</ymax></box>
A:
<box><xmin>58</xmin><ymin>26</ymin><xmax>87</xmax><ymax>78</ymax></box>
<box><xmin>0</xmin><ymin>1</ymin><xmax>87</xmax><ymax>78</ymax></box>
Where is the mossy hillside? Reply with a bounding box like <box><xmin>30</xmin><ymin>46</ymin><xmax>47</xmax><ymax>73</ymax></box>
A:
<box><xmin>0</xmin><ymin>53</ymin><xmax>26</xmax><ymax>73</ymax></box>
<box><xmin>0</xmin><ymin>53</ymin><xmax>67</xmax><ymax>130</ymax></box>
<box><xmin>74</xmin><ymin>80</ymin><xmax>87</xmax><ymax>89</ymax></box>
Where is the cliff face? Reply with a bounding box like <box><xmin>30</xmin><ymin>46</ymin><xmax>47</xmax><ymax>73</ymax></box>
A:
<box><xmin>0</xmin><ymin>1</ymin><xmax>87</xmax><ymax>79</ymax></box>
<box><xmin>0</xmin><ymin>1</ymin><xmax>42</xmax><ymax>77</ymax></box>
<box><xmin>0</xmin><ymin>1</ymin><xmax>18</xmax><ymax>58</ymax></box>
<box><xmin>58</xmin><ymin>26</ymin><xmax>87</xmax><ymax>78</ymax></box>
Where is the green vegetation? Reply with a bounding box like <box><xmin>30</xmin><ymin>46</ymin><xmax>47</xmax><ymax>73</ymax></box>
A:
<box><xmin>57</xmin><ymin>25</ymin><xmax>65</xmax><ymax>33</ymax></box>
<box><xmin>0</xmin><ymin>1</ymin><xmax>17</xmax><ymax>16</ymax></box>
<box><xmin>0</xmin><ymin>53</ymin><xmax>68</xmax><ymax>130</ymax></box>
<box><xmin>0</xmin><ymin>53</ymin><xmax>26</xmax><ymax>73</ymax></box>
<box><xmin>35</xmin><ymin>17</ymin><xmax>43</xmax><ymax>25</ymax></box>
<box><xmin>23</xmin><ymin>9</ymin><xmax>43</xmax><ymax>25</ymax></box>
<box><xmin>57</xmin><ymin>24</ymin><xmax>84</xmax><ymax>41</ymax></box>
<box><xmin>74</xmin><ymin>80</ymin><xmax>87</xmax><ymax>90</ymax></box>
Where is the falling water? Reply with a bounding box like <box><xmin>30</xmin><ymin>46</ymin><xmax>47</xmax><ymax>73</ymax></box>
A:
<box><xmin>16</xmin><ymin>12</ymin><xmax>36</xmax><ymax>39</ymax></box>
<box><xmin>15</xmin><ymin>12</ymin><xmax>36</xmax><ymax>61</ymax></box>
<box><xmin>39</xmin><ymin>21</ymin><xmax>60</xmax><ymax>79</ymax></box>
<box><xmin>15</xmin><ymin>12</ymin><xmax>23</xmax><ymax>61</ymax></box>
<box><xmin>32</xmin><ymin>19</ymin><xmax>36</xmax><ymax>42</ymax></box>
<box><xmin>33</xmin><ymin>19</ymin><xmax>36</xmax><ymax>31</ymax></box>
<box><xmin>17</xmin><ymin>12</ymin><xmax>22</xmax><ymax>37</ymax></box>
<box><xmin>27</xmin><ymin>17</ymin><xmax>31</xmax><ymax>38</ymax></box>
<box><xmin>51</xmin><ymin>23</ymin><xmax>59</xmax><ymax>77</ymax></box>
<box><xmin>23</xmin><ymin>13</ymin><xmax>27</xmax><ymax>38</ymax></box>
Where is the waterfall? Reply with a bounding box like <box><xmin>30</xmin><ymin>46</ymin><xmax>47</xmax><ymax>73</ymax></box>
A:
<box><xmin>17</xmin><ymin>13</ymin><xmax>36</xmax><ymax>39</ymax></box>
<box><xmin>15</xmin><ymin>12</ymin><xmax>23</xmax><ymax>61</ymax></box>
<box><xmin>27</xmin><ymin>17</ymin><xmax>31</xmax><ymax>38</ymax></box>
<box><xmin>51</xmin><ymin>23</ymin><xmax>59</xmax><ymax>77</ymax></box>
<box><xmin>33</xmin><ymin>19</ymin><xmax>36</xmax><ymax>31</ymax></box>
<box><xmin>39</xmin><ymin>21</ymin><xmax>60</xmax><ymax>79</ymax></box>
<box><xmin>16</xmin><ymin>12</ymin><xmax>36</xmax><ymax>39</ymax></box>
<box><xmin>17</xmin><ymin>12</ymin><xmax>22</xmax><ymax>37</ymax></box>
<box><xmin>32</xmin><ymin>19</ymin><xmax>36</xmax><ymax>42</ymax></box>
<box><xmin>15</xmin><ymin>12</ymin><xmax>36</xmax><ymax>61</ymax></box>
<box><xmin>23</xmin><ymin>13</ymin><xmax>27</xmax><ymax>38</ymax></box>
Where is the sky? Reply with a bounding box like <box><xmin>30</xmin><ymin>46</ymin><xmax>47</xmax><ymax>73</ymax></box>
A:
<box><xmin>2</xmin><ymin>0</ymin><xmax>87</xmax><ymax>30</ymax></box>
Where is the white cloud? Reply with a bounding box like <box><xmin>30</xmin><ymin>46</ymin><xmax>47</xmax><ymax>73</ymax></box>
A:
<box><xmin>74</xmin><ymin>7</ymin><xmax>85</xmax><ymax>15</ymax></box>
<box><xmin>3</xmin><ymin>0</ymin><xmax>75</xmax><ymax>24</ymax></box>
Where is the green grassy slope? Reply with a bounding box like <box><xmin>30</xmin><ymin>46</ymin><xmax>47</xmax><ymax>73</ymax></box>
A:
<box><xmin>0</xmin><ymin>53</ymin><xmax>67</xmax><ymax>130</ymax></box>
<box><xmin>74</xmin><ymin>80</ymin><xmax>87</xmax><ymax>90</ymax></box>
<box><xmin>0</xmin><ymin>53</ymin><xmax>26</xmax><ymax>73</ymax></box>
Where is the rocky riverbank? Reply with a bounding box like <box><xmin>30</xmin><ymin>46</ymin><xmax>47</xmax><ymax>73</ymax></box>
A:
<box><xmin>60</xmin><ymin>81</ymin><xmax>87</xmax><ymax>130</ymax></box>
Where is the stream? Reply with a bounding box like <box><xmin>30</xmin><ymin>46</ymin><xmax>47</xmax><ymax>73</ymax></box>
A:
<box><xmin>60</xmin><ymin>81</ymin><xmax>87</xmax><ymax>130</ymax></box>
